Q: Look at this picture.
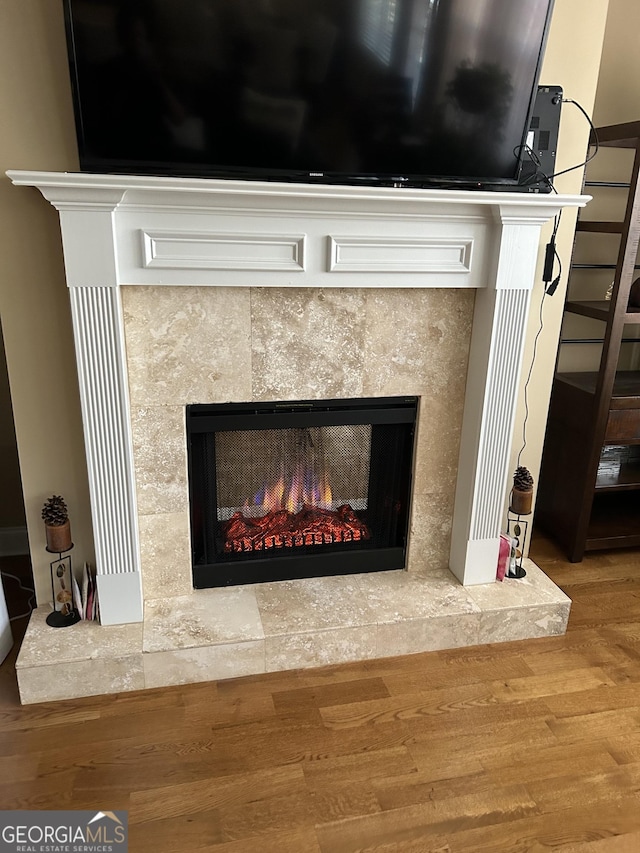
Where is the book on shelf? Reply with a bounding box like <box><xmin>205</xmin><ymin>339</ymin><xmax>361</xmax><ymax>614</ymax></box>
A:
<box><xmin>72</xmin><ymin>562</ymin><xmax>99</xmax><ymax>620</ymax></box>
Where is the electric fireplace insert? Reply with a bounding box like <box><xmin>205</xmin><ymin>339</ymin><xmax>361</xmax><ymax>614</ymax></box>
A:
<box><xmin>187</xmin><ymin>396</ymin><xmax>418</xmax><ymax>587</ymax></box>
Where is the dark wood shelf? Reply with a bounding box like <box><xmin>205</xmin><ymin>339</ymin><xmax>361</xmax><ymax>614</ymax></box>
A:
<box><xmin>556</xmin><ymin>370</ymin><xmax>640</xmax><ymax>400</ymax></box>
<box><xmin>565</xmin><ymin>300</ymin><xmax>611</xmax><ymax>321</ymax></box>
<box><xmin>595</xmin><ymin>469</ymin><xmax>640</xmax><ymax>490</ymax></box>
<box><xmin>584</xmin><ymin>180</ymin><xmax>631</xmax><ymax>188</ymax></box>
<box><xmin>538</xmin><ymin>121</ymin><xmax>640</xmax><ymax>561</ymax></box>
<box><xmin>595</xmin><ymin>452</ymin><xmax>640</xmax><ymax>491</ymax></box>
<box><xmin>576</xmin><ymin>220</ymin><xmax>624</xmax><ymax>233</ymax></box>
<box><xmin>592</xmin><ymin>120</ymin><xmax>640</xmax><ymax>148</ymax></box>
<box><xmin>565</xmin><ymin>300</ymin><xmax>640</xmax><ymax>323</ymax></box>
<box><xmin>570</xmin><ymin>264</ymin><xmax>640</xmax><ymax>270</ymax></box>
<box><xmin>586</xmin><ymin>492</ymin><xmax>640</xmax><ymax>550</ymax></box>
<box><xmin>560</xmin><ymin>337</ymin><xmax>640</xmax><ymax>345</ymax></box>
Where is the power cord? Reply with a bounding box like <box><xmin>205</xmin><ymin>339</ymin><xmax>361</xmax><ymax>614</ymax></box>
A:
<box><xmin>517</xmin><ymin>289</ymin><xmax>547</xmax><ymax>469</ymax></box>
<box><xmin>512</xmin><ymin>97</ymin><xmax>596</xmax><ymax>510</ymax></box>
<box><xmin>543</xmin><ymin>212</ymin><xmax>563</xmax><ymax>296</ymax></box>
<box><xmin>516</xmin><ymin>144</ymin><xmax>557</xmax><ymax>193</ymax></box>
<box><xmin>518</xmin><ymin>95</ymin><xmax>599</xmax><ymax>190</ymax></box>
<box><xmin>540</xmin><ymin>96</ymin><xmax>596</xmax><ymax>295</ymax></box>
<box><xmin>549</xmin><ymin>97</ymin><xmax>599</xmax><ymax>181</ymax></box>
<box><xmin>516</xmin><ymin>211</ymin><xmax>563</xmax><ymax>468</ymax></box>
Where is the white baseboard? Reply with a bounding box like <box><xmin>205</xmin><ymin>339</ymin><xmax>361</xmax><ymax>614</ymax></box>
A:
<box><xmin>0</xmin><ymin>526</ymin><xmax>29</xmax><ymax>557</ymax></box>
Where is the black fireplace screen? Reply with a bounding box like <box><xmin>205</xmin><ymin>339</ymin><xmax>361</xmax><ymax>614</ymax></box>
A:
<box><xmin>187</xmin><ymin>397</ymin><xmax>417</xmax><ymax>587</ymax></box>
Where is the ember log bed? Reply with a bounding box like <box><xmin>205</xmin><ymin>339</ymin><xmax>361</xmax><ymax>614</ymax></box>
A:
<box><xmin>223</xmin><ymin>504</ymin><xmax>371</xmax><ymax>553</ymax></box>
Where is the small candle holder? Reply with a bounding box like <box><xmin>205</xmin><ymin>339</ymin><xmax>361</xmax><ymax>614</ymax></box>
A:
<box><xmin>45</xmin><ymin>544</ymin><xmax>80</xmax><ymax>628</ymax></box>
<box><xmin>505</xmin><ymin>513</ymin><xmax>529</xmax><ymax>579</ymax></box>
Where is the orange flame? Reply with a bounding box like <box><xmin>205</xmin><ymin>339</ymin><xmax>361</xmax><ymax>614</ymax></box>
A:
<box><xmin>262</xmin><ymin>474</ymin><xmax>286</xmax><ymax>513</ymax></box>
<box><xmin>250</xmin><ymin>465</ymin><xmax>333</xmax><ymax>515</ymax></box>
<box><xmin>320</xmin><ymin>471</ymin><xmax>332</xmax><ymax>509</ymax></box>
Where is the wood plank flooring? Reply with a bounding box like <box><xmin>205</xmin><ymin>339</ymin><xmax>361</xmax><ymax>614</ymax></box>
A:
<box><xmin>1</xmin><ymin>534</ymin><xmax>640</xmax><ymax>852</ymax></box>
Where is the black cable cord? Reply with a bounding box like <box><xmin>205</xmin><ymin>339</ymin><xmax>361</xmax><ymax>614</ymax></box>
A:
<box><xmin>517</xmin><ymin>96</ymin><xmax>599</xmax><ymax>191</ymax></box>
<box><xmin>515</xmin><ymin>98</ymin><xmax>595</xmax><ymax>470</ymax></box>
<box><xmin>516</xmin><ymin>210</ymin><xmax>564</xmax><ymax>468</ymax></box>
<box><xmin>516</xmin><ymin>144</ymin><xmax>557</xmax><ymax>192</ymax></box>
<box><xmin>549</xmin><ymin>226</ymin><xmax>563</xmax><ymax>295</ymax></box>
<box><xmin>544</xmin><ymin>211</ymin><xmax>563</xmax><ymax>295</ymax></box>
<box><xmin>516</xmin><ymin>289</ymin><xmax>547</xmax><ymax>470</ymax></box>
<box><xmin>547</xmin><ymin>98</ymin><xmax>600</xmax><ymax>181</ymax></box>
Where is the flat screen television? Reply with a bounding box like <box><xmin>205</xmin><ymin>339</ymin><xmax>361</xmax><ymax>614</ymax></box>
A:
<box><xmin>62</xmin><ymin>0</ymin><xmax>555</xmax><ymax>190</ymax></box>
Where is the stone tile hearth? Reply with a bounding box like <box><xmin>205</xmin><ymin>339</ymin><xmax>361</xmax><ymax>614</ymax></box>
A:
<box><xmin>16</xmin><ymin>560</ymin><xmax>570</xmax><ymax>704</ymax></box>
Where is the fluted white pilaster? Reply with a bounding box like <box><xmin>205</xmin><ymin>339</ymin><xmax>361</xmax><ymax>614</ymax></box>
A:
<box><xmin>68</xmin><ymin>285</ymin><xmax>142</xmax><ymax>624</ymax></box>
<box><xmin>449</xmin><ymin>214</ymin><xmax>542</xmax><ymax>585</ymax></box>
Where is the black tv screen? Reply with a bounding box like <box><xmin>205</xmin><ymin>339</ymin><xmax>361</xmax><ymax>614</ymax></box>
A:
<box><xmin>63</xmin><ymin>0</ymin><xmax>555</xmax><ymax>188</ymax></box>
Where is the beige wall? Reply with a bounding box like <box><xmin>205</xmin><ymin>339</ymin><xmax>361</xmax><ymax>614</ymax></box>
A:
<box><xmin>508</xmin><ymin>0</ymin><xmax>610</xmax><ymax>537</ymax></box>
<box><xmin>0</xmin><ymin>1</ymin><xmax>94</xmax><ymax>601</ymax></box>
<box><xmin>0</xmin><ymin>324</ymin><xmax>25</xmax><ymax>529</ymax></box>
<box><xmin>0</xmin><ymin>0</ymin><xmax>611</xmax><ymax>601</ymax></box>
<box><xmin>593</xmin><ymin>0</ymin><xmax>640</xmax><ymax>126</ymax></box>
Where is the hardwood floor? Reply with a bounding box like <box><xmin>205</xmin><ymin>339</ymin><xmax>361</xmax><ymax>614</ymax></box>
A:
<box><xmin>1</xmin><ymin>534</ymin><xmax>640</xmax><ymax>852</ymax></box>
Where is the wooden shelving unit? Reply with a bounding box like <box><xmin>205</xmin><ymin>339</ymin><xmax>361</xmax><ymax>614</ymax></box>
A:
<box><xmin>537</xmin><ymin>121</ymin><xmax>640</xmax><ymax>561</ymax></box>
<box><xmin>564</xmin><ymin>300</ymin><xmax>640</xmax><ymax>321</ymax></box>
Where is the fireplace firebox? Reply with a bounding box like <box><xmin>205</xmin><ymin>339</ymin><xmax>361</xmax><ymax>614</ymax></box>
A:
<box><xmin>187</xmin><ymin>397</ymin><xmax>418</xmax><ymax>587</ymax></box>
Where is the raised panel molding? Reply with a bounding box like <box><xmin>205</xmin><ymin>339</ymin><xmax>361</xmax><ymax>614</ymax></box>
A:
<box><xmin>142</xmin><ymin>230</ymin><xmax>306</xmax><ymax>272</ymax></box>
<box><xmin>328</xmin><ymin>236</ymin><xmax>473</xmax><ymax>274</ymax></box>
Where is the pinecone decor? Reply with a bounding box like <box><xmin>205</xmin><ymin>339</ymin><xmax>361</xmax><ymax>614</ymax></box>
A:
<box><xmin>513</xmin><ymin>467</ymin><xmax>534</xmax><ymax>491</ymax></box>
<box><xmin>42</xmin><ymin>494</ymin><xmax>72</xmax><ymax>553</ymax></box>
<box><xmin>510</xmin><ymin>467</ymin><xmax>534</xmax><ymax>515</ymax></box>
<box><xmin>41</xmin><ymin>495</ymin><xmax>68</xmax><ymax>525</ymax></box>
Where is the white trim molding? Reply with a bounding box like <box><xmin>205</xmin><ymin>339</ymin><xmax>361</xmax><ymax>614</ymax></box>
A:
<box><xmin>7</xmin><ymin>171</ymin><xmax>588</xmax><ymax>624</ymax></box>
<box><xmin>328</xmin><ymin>235</ymin><xmax>474</xmax><ymax>274</ymax></box>
<box><xmin>142</xmin><ymin>229</ymin><xmax>307</xmax><ymax>272</ymax></box>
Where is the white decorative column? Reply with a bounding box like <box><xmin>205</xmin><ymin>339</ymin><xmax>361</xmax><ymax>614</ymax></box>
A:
<box><xmin>43</xmin><ymin>192</ymin><xmax>143</xmax><ymax>625</ymax></box>
<box><xmin>8</xmin><ymin>171</ymin><xmax>588</xmax><ymax>623</ymax></box>
<box><xmin>449</xmin><ymin>209</ymin><xmax>546</xmax><ymax>584</ymax></box>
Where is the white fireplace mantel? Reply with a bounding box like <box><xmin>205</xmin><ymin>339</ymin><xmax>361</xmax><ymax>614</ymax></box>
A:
<box><xmin>8</xmin><ymin>170</ymin><xmax>588</xmax><ymax>625</ymax></box>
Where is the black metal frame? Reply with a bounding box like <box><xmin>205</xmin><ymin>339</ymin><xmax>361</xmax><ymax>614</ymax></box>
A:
<box><xmin>46</xmin><ymin>547</ymin><xmax>81</xmax><ymax>628</ymax></box>
<box><xmin>187</xmin><ymin>396</ymin><xmax>418</xmax><ymax>588</ymax></box>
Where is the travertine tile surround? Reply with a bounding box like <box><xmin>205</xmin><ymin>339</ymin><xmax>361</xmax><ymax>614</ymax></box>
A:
<box><xmin>121</xmin><ymin>285</ymin><xmax>475</xmax><ymax>602</ymax></box>
<box><xmin>15</xmin><ymin>279</ymin><xmax>573</xmax><ymax>704</ymax></box>
<box><xmin>16</xmin><ymin>559</ymin><xmax>570</xmax><ymax>703</ymax></box>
